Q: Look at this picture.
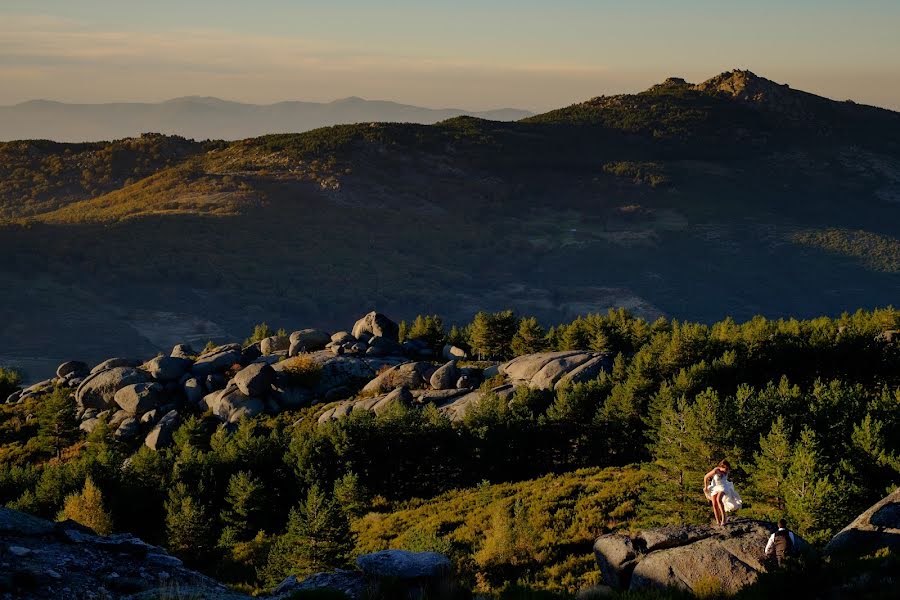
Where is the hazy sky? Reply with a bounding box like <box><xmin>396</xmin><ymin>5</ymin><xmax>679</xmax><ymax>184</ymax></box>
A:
<box><xmin>3</xmin><ymin>1</ymin><xmax>899</xmax><ymax>111</ymax></box>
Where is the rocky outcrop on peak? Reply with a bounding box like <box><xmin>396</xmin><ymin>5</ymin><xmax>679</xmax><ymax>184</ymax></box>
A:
<box><xmin>594</xmin><ymin>519</ymin><xmax>807</xmax><ymax>594</ymax></box>
<box><xmin>0</xmin><ymin>506</ymin><xmax>248</xmax><ymax>600</ymax></box>
<box><xmin>825</xmin><ymin>488</ymin><xmax>900</xmax><ymax>558</ymax></box>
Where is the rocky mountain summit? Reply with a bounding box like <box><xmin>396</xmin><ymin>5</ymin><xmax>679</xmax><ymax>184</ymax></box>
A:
<box><xmin>5</xmin><ymin>311</ymin><xmax>614</xmax><ymax>450</ymax></box>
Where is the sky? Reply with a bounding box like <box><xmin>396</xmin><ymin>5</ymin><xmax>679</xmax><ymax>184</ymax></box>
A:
<box><xmin>2</xmin><ymin>1</ymin><xmax>899</xmax><ymax>111</ymax></box>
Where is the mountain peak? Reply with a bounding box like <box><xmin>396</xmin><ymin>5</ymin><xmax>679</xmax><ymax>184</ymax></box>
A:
<box><xmin>694</xmin><ymin>69</ymin><xmax>790</xmax><ymax>102</ymax></box>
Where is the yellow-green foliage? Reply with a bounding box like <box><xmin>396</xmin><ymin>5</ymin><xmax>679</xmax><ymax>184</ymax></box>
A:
<box><xmin>57</xmin><ymin>476</ymin><xmax>114</xmax><ymax>535</ymax></box>
<box><xmin>792</xmin><ymin>228</ymin><xmax>900</xmax><ymax>273</ymax></box>
<box><xmin>30</xmin><ymin>163</ymin><xmax>254</xmax><ymax>224</ymax></box>
<box><xmin>280</xmin><ymin>355</ymin><xmax>323</xmax><ymax>387</ymax></box>
<box><xmin>353</xmin><ymin>466</ymin><xmax>644</xmax><ymax>594</ymax></box>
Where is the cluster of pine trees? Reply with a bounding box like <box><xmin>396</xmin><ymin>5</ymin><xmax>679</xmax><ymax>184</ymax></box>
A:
<box><xmin>0</xmin><ymin>307</ymin><xmax>898</xmax><ymax>592</ymax></box>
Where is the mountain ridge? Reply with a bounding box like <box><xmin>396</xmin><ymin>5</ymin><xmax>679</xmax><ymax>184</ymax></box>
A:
<box><xmin>0</xmin><ymin>96</ymin><xmax>533</xmax><ymax>142</ymax></box>
<box><xmin>0</xmin><ymin>69</ymin><xmax>897</xmax><ymax>379</ymax></box>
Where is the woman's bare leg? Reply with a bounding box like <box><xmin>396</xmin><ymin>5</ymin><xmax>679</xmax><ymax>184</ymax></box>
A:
<box><xmin>711</xmin><ymin>493</ymin><xmax>723</xmax><ymax>525</ymax></box>
<box><xmin>717</xmin><ymin>495</ymin><xmax>726</xmax><ymax>525</ymax></box>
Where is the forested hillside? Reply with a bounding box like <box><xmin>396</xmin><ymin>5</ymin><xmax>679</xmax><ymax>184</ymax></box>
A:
<box><xmin>0</xmin><ymin>68</ymin><xmax>898</xmax><ymax>381</ymax></box>
<box><xmin>2</xmin><ymin>306</ymin><xmax>898</xmax><ymax>596</ymax></box>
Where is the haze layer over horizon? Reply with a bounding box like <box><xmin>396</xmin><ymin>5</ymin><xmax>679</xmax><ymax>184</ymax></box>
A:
<box><xmin>2</xmin><ymin>1</ymin><xmax>899</xmax><ymax>112</ymax></box>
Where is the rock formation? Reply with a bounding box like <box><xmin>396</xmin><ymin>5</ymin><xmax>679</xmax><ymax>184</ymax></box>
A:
<box><xmin>0</xmin><ymin>506</ymin><xmax>248</xmax><ymax>600</ymax></box>
<box><xmin>593</xmin><ymin>519</ymin><xmax>806</xmax><ymax>594</ymax></box>
<box><xmin>825</xmin><ymin>488</ymin><xmax>900</xmax><ymax>558</ymax></box>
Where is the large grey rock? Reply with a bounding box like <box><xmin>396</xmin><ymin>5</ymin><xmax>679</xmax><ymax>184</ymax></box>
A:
<box><xmin>90</xmin><ymin>357</ymin><xmax>141</xmax><ymax>374</ymax></box>
<box><xmin>232</xmin><ymin>363</ymin><xmax>276</xmax><ymax>397</ymax></box>
<box><xmin>555</xmin><ymin>354</ymin><xmax>612</xmax><ymax>389</ymax></box>
<box><xmin>594</xmin><ymin>520</ymin><xmax>798</xmax><ymax>594</ymax></box>
<box><xmin>191</xmin><ymin>344</ymin><xmax>241</xmax><ymax>377</ymax></box>
<box><xmin>430</xmin><ymin>361</ymin><xmax>459</xmax><ymax>390</ymax></box>
<box><xmin>593</xmin><ymin>535</ymin><xmax>636</xmax><ymax>589</ymax></box>
<box><xmin>114</xmin><ymin>417</ymin><xmax>141</xmax><ymax>440</ymax></box>
<box><xmin>352</xmin><ymin>311</ymin><xmax>400</xmax><ymax>342</ymax></box>
<box><xmin>202</xmin><ymin>384</ymin><xmax>264</xmax><ymax>423</ymax></box>
<box><xmin>108</xmin><ymin>409</ymin><xmax>130</xmax><ymax>430</ymax></box>
<box><xmin>56</xmin><ymin>360</ymin><xmax>89</xmax><ymax>380</ymax></box>
<box><xmin>361</xmin><ymin>361</ymin><xmax>435</xmax><ymax>394</ymax></box>
<box><xmin>331</xmin><ymin>331</ymin><xmax>355</xmax><ymax>344</ymax></box>
<box><xmin>357</xmin><ymin>549</ymin><xmax>451</xmax><ymax>580</ymax></box>
<box><xmin>501</xmin><ymin>351</ymin><xmax>584</xmax><ymax>382</ymax></box>
<box><xmin>76</xmin><ymin>367</ymin><xmax>150</xmax><ymax>410</ymax></box>
<box><xmin>525</xmin><ymin>353</ymin><xmax>595</xmax><ymax>390</ymax></box>
<box><xmin>144</xmin><ymin>409</ymin><xmax>181</xmax><ymax>450</ymax></box>
<box><xmin>825</xmin><ymin>488</ymin><xmax>900</xmax><ymax>558</ymax></box>
<box><xmin>145</xmin><ymin>356</ymin><xmax>193</xmax><ymax>381</ymax></box>
<box><xmin>271</xmin><ymin>386</ymin><xmax>314</xmax><ymax>409</ymax></box>
<box><xmin>114</xmin><ymin>382</ymin><xmax>164</xmax><ymax>415</ymax></box>
<box><xmin>372</xmin><ymin>386</ymin><xmax>414</xmax><ymax>414</ymax></box>
<box><xmin>171</xmin><ymin>343</ymin><xmax>196</xmax><ymax>359</ymax></box>
<box><xmin>442</xmin><ymin>344</ymin><xmax>468</xmax><ymax>360</ymax></box>
<box><xmin>274</xmin><ymin>570</ymin><xmax>365</xmax><ymax>599</ymax></box>
<box><xmin>289</xmin><ymin>329</ymin><xmax>332</xmax><ymax>353</ymax></box>
<box><xmin>260</xmin><ymin>335</ymin><xmax>290</xmax><ymax>356</ymax></box>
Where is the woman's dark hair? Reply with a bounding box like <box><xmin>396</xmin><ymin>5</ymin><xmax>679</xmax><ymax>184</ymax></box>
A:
<box><xmin>718</xmin><ymin>459</ymin><xmax>731</xmax><ymax>470</ymax></box>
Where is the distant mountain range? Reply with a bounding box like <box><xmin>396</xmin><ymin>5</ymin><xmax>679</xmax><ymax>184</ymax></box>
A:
<box><xmin>0</xmin><ymin>96</ymin><xmax>533</xmax><ymax>142</ymax></box>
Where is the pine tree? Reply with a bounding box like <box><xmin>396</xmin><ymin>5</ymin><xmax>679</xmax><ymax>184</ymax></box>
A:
<box><xmin>510</xmin><ymin>317</ymin><xmax>546</xmax><ymax>356</ymax></box>
<box><xmin>447</xmin><ymin>324</ymin><xmax>468</xmax><ymax>349</ymax></box>
<box><xmin>407</xmin><ymin>315</ymin><xmax>446</xmax><ymax>348</ymax></box>
<box><xmin>263</xmin><ymin>485</ymin><xmax>354</xmax><ymax>586</ymax></box>
<box><xmin>165</xmin><ymin>482</ymin><xmax>214</xmax><ymax>564</ymax></box>
<box><xmin>784</xmin><ymin>427</ymin><xmax>834</xmax><ymax>541</ymax></box>
<box><xmin>37</xmin><ymin>387</ymin><xmax>78</xmax><ymax>459</ymax></box>
<box><xmin>245</xmin><ymin>322</ymin><xmax>274</xmax><ymax>345</ymax></box>
<box><xmin>333</xmin><ymin>471</ymin><xmax>368</xmax><ymax>517</ymax></box>
<box><xmin>469</xmin><ymin>310</ymin><xmax>518</xmax><ymax>360</ymax></box>
<box><xmin>750</xmin><ymin>417</ymin><xmax>792</xmax><ymax>510</ymax></box>
<box><xmin>220</xmin><ymin>471</ymin><xmax>266</xmax><ymax>545</ymax></box>
<box><xmin>57</xmin><ymin>477</ymin><xmax>113</xmax><ymax>535</ymax></box>
<box><xmin>648</xmin><ymin>389</ymin><xmax>734</xmax><ymax>523</ymax></box>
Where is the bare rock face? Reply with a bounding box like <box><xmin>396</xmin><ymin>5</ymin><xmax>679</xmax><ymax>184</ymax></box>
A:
<box><xmin>361</xmin><ymin>361</ymin><xmax>435</xmax><ymax>395</ymax></box>
<box><xmin>144</xmin><ymin>409</ymin><xmax>181</xmax><ymax>450</ymax></box>
<box><xmin>825</xmin><ymin>488</ymin><xmax>900</xmax><ymax>558</ymax></box>
<box><xmin>0</xmin><ymin>506</ymin><xmax>248</xmax><ymax>599</ymax></box>
<box><xmin>260</xmin><ymin>335</ymin><xmax>290</xmax><ymax>356</ymax></box>
<box><xmin>429</xmin><ymin>361</ymin><xmax>459</xmax><ymax>390</ymax></box>
<box><xmin>594</xmin><ymin>520</ymin><xmax>802</xmax><ymax>594</ymax></box>
<box><xmin>76</xmin><ymin>367</ymin><xmax>150</xmax><ymax>410</ymax></box>
<box><xmin>352</xmin><ymin>311</ymin><xmax>400</xmax><ymax>342</ymax></box>
<box><xmin>191</xmin><ymin>344</ymin><xmax>242</xmax><ymax>378</ymax></box>
<box><xmin>232</xmin><ymin>362</ymin><xmax>275</xmax><ymax>397</ymax></box>
<box><xmin>500</xmin><ymin>351</ymin><xmax>609</xmax><ymax>390</ymax></box>
<box><xmin>289</xmin><ymin>329</ymin><xmax>332</xmax><ymax>353</ymax></box>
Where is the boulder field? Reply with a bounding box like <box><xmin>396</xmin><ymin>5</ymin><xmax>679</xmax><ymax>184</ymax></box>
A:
<box><xmin>5</xmin><ymin>311</ymin><xmax>614</xmax><ymax>450</ymax></box>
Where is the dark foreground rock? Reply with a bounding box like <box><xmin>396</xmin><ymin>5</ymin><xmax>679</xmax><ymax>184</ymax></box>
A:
<box><xmin>275</xmin><ymin>549</ymin><xmax>453</xmax><ymax>600</ymax></box>
<box><xmin>594</xmin><ymin>519</ymin><xmax>806</xmax><ymax>595</ymax></box>
<box><xmin>0</xmin><ymin>506</ymin><xmax>248</xmax><ymax>600</ymax></box>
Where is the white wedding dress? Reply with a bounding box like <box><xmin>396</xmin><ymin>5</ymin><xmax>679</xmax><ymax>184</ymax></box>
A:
<box><xmin>707</xmin><ymin>472</ymin><xmax>742</xmax><ymax>512</ymax></box>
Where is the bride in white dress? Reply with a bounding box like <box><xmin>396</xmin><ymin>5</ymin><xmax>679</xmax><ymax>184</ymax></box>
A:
<box><xmin>703</xmin><ymin>460</ymin><xmax>742</xmax><ymax>526</ymax></box>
